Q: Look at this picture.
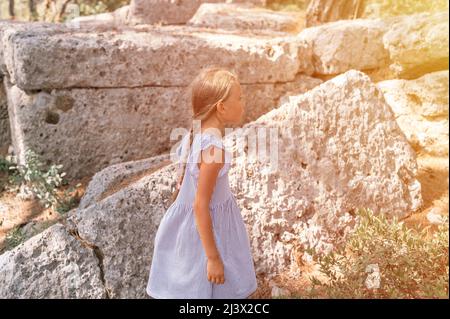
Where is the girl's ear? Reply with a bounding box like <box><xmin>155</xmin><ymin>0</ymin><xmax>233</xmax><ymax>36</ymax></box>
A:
<box><xmin>216</xmin><ymin>101</ymin><xmax>225</xmax><ymax>113</ymax></box>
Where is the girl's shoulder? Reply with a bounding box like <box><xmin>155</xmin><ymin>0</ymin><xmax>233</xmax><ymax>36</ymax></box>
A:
<box><xmin>195</xmin><ymin>132</ymin><xmax>225</xmax><ymax>151</ymax></box>
<box><xmin>175</xmin><ymin>131</ymin><xmax>233</xmax><ymax>159</ymax></box>
<box><xmin>190</xmin><ymin>132</ymin><xmax>232</xmax><ymax>178</ymax></box>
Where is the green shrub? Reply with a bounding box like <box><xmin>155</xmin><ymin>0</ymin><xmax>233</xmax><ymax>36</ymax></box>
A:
<box><xmin>3</xmin><ymin>149</ymin><xmax>80</xmax><ymax>214</ymax></box>
<box><xmin>307</xmin><ymin>208</ymin><xmax>449</xmax><ymax>298</ymax></box>
<box><xmin>0</xmin><ymin>156</ymin><xmax>11</xmax><ymax>173</ymax></box>
<box><xmin>2</xmin><ymin>220</ymin><xmax>58</xmax><ymax>253</ymax></box>
<box><xmin>5</xmin><ymin>225</ymin><xmax>26</xmax><ymax>250</ymax></box>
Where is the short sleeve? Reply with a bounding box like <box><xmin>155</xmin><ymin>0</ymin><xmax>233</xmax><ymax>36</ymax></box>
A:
<box><xmin>189</xmin><ymin>133</ymin><xmax>231</xmax><ymax>178</ymax></box>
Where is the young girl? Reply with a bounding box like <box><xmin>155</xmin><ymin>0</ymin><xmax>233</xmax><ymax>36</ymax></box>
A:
<box><xmin>146</xmin><ymin>67</ymin><xmax>258</xmax><ymax>299</ymax></box>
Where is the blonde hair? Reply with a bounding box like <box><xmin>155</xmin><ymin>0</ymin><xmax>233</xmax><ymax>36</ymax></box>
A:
<box><xmin>171</xmin><ymin>66</ymin><xmax>238</xmax><ymax>203</ymax></box>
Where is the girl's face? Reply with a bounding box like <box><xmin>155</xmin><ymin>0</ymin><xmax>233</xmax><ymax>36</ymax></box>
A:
<box><xmin>219</xmin><ymin>81</ymin><xmax>244</xmax><ymax>125</ymax></box>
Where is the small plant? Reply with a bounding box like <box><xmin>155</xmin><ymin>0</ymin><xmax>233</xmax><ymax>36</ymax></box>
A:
<box><xmin>0</xmin><ymin>155</ymin><xmax>20</xmax><ymax>191</ymax></box>
<box><xmin>0</xmin><ymin>156</ymin><xmax>12</xmax><ymax>173</ymax></box>
<box><xmin>3</xmin><ymin>220</ymin><xmax>58</xmax><ymax>253</ymax></box>
<box><xmin>55</xmin><ymin>187</ymin><xmax>81</xmax><ymax>215</ymax></box>
<box><xmin>307</xmin><ymin>208</ymin><xmax>449</xmax><ymax>299</ymax></box>
<box><xmin>3</xmin><ymin>150</ymin><xmax>81</xmax><ymax>214</ymax></box>
<box><xmin>5</xmin><ymin>225</ymin><xmax>26</xmax><ymax>250</ymax></box>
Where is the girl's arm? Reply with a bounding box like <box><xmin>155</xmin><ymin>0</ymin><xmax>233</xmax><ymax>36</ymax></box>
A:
<box><xmin>193</xmin><ymin>146</ymin><xmax>225</xmax><ymax>284</ymax></box>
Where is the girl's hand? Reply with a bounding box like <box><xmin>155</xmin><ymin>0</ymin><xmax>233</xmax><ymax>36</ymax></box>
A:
<box><xmin>207</xmin><ymin>256</ymin><xmax>225</xmax><ymax>285</ymax></box>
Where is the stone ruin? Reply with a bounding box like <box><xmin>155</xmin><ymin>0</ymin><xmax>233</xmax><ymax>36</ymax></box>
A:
<box><xmin>0</xmin><ymin>0</ymin><xmax>448</xmax><ymax>298</ymax></box>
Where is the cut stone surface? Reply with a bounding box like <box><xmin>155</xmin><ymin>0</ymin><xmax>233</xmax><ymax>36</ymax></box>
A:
<box><xmin>224</xmin><ymin>69</ymin><xmax>422</xmax><ymax>276</ymax></box>
<box><xmin>78</xmin><ymin>153</ymin><xmax>172</xmax><ymax>210</ymax></box>
<box><xmin>296</xmin><ymin>17</ymin><xmax>393</xmax><ymax>75</ymax></box>
<box><xmin>2</xmin><ymin>23</ymin><xmax>303</xmax><ymax>90</ymax></box>
<box><xmin>65</xmin><ymin>162</ymin><xmax>178</xmax><ymax>298</ymax></box>
<box><xmin>188</xmin><ymin>2</ymin><xmax>303</xmax><ymax>33</ymax></box>
<box><xmin>127</xmin><ymin>0</ymin><xmax>265</xmax><ymax>26</ymax></box>
<box><xmin>377</xmin><ymin>70</ymin><xmax>449</xmax><ymax>156</ymax></box>
<box><xmin>0</xmin><ymin>223</ymin><xmax>107</xmax><ymax>298</ymax></box>
<box><xmin>0</xmin><ymin>21</ymin><xmax>62</xmax><ymax>76</ymax></box>
<box><xmin>3</xmin><ymin>72</ymin><xmax>320</xmax><ymax>180</ymax></box>
<box><xmin>383</xmin><ymin>11</ymin><xmax>449</xmax><ymax>79</ymax></box>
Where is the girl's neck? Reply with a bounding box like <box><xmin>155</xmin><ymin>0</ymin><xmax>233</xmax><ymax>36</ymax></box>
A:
<box><xmin>200</xmin><ymin>117</ymin><xmax>225</xmax><ymax>139</ymax></box>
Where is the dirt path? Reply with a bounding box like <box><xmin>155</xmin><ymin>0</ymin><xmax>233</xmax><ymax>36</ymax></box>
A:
<box><xmin>0</xmin><ymin>175</ymin><xmax>90</xmax><ymax>253</ymax></box>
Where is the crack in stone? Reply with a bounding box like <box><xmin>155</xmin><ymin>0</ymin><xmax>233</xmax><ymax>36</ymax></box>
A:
<box><xmin>59</xmin><ymin>218</ymin><xmax>111</xmax><ymax>299</ymax></box>
<box><xmin>13</xmin><ymin>79</ymin><xmax>307</xmax><ymax>92</ymax></box>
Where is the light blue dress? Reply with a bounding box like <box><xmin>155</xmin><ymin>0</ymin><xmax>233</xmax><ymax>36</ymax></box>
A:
<box><xmin>146</xmin><ymin>132</ymin><xmax>258</xmax><ymax>299</ymax></box>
